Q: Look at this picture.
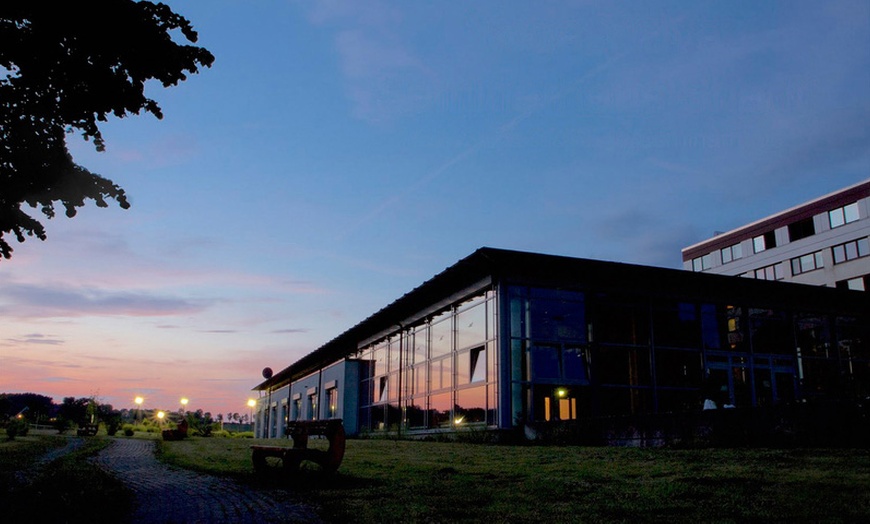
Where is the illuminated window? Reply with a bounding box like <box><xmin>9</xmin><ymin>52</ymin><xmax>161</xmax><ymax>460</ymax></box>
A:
<box><xmin>307</xmin><ymin>393</ymin><xmax>318</xmax><ymax>420</ymax></box>
<box><xmin>327</xmin><ymin>388</ymin><xmax>338</xmax><ymax>418</ymax></box>
<box><xmin>829</xmin><ymin>202</ymin><xmax>860</xmax><ymax>228</ymax></box>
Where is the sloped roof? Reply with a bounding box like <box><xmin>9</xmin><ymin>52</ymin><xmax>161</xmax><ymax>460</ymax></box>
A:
<box><xmin>254</xmin><ymin>247</ymin><xmax>868</xmax><ymax>391</ymax></box>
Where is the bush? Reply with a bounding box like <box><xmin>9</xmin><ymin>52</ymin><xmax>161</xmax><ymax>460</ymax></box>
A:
<box><xmin>5</xmin><ymin>418</ymin><xmax>29</xmax><ymax>440</ymax></box>
<box><xmin>122</xmin><ymin>424</ymin><xmax>135</xmax><ymax>437</ymax></box>
<box><xmin>233</xmin><ymin>431</ymin><xmax>255</xmax><ymax>438</ymax></box>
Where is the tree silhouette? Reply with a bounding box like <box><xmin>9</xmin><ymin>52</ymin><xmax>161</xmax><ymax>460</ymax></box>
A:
<box><xmin>0</xmin><ymin>1</ymin><xmax>214</xmax><ymax>259</ymax></box>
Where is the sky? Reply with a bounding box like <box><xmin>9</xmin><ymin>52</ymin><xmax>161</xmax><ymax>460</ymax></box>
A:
<box><xmin>1</xmin><ymin>0</ymin><xmax>869</xmax><ymax>418</ymax></box>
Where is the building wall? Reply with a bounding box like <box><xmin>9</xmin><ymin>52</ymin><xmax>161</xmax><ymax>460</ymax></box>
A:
<box><xmin>683</xmin><ymin>184</ymin><xmax>870</xmax><ymax>290</ymax></box>
<box><xmin>254</xmin><ymin>359</ymin><xmax>361</xmax><ymax>438</ymax></box>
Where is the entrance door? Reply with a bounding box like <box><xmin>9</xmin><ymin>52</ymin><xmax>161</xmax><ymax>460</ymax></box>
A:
<box><xmin>536</xmin><ymin>385</ymin><xmax>578</xmax><ymax>421</ymax></box>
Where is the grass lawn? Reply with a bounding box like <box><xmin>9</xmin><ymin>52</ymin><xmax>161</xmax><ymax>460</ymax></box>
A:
<box><xmin>0</xmin><ymin>431</ymin><xmax>132</xmax><ymax>523</ymax></box>
<box><xmin>158</xmin><ymin>436</ymin><xmax>870</xmax><ymax>523</ymax></box>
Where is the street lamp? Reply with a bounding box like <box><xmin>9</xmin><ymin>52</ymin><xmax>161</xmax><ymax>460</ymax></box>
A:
<box><xmin>180</xmin><ymin>397</ymin><xmax>189</xmax><ymax>415</ymax></box>
<box><xmin>134</xmin><ymin>396</ymin><xmax>144</xmax><ymax>424</ymax></box>
<box><xmin>247</xmin><ymin>399</ymin><xmax>256</xmax><ymax>434</ymax></box>
<box><xmin>156</xmin><ymin>410</ymin><xmax>165</xmax><ymax>427</ymax></box>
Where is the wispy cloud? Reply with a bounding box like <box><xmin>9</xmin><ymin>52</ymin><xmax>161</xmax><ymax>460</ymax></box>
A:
<box><xmin>0</xmin><ymin>282</ymin><xmax>208</xmax><ymax>319</ymax></box>
<box><xmin>304</xmin><ymin>1</ymin><xmax>435</xmax><ymax>121</ymax></box>
<box><xmin>271</xmin><ymin>328</ymin><xmax>309</xmax><ymax>334</ymax></box>
<box><xmin>3</xmin><ymin>333</ymin><xmax>65</xmax><ymax>346</ymax></box>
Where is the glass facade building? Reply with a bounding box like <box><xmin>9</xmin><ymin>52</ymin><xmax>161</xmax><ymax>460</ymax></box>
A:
<box><xmin>253</xmin><ymin>248</ymin><xmax>869</xmax><ymax>440</ymax></box>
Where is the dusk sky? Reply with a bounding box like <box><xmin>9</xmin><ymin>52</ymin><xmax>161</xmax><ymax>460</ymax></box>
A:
<box><xmin>1</xmin><ymin>0</ymin><xmax>869</xmax><ymax>418</ymax></box>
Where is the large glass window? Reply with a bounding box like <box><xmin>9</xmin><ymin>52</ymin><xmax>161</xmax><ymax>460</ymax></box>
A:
<box><xmin>412</xmin><ymin>363</ymin><xmax>427</xmax><ymax>395</ymax></box>
<box><xmin>373</xmin><ymin>343</ymin><xmax>387</xmax><ymax>376</ymax></box>
<box><xmin>829</xmin><ymin>202</ymin><xmax>860</xmax><ymax>228</ymax></box>
<box><xmin>413</xmin><ymin>326</ymin><xmax>429</xmax><ymax>365</ymax></box>
<box><xmin>428</xmin><ymin>392</ymin><xmax>452</xmax><ymax>428</ymax></box>
<box><xmin>592</xmin><ymin>299</ymin><xmax>649</xmax><ymax>346</ymax></box>
<box><xmin>594</xmin><ymin>346</ymin><xmax>651</xmax><ymax>386</ymax></box>
<box><xmin>407</xmin><ymin>398</ymin><xmax>426</xmax><ymax>428</ymax></box>
<box><xmin>387</xmin><ymin>338</ymin><xmax>400</xmax><ymax>373</ymax></box>
<box><xmin>430</xmin><ymin>312</ymin><xmax>452</xmax><ymax>358</ymax></box>
<box><xmin>655</xmin><ymin>349</ymin><xmax>703</xmax><ymax>388</ymax></box>
<box><xmin>529</xmin><ymin>344</ymin><xmax>560</xmax><ymax>380</ymax></box>
<box><xmin>597</xmin><ymin>387</ymin><xmax>652</xmax><ymax>416</ymax></box>
<box><xmin>455</xmin><ymin>386</ymin><xmax>487</xmax><ymax>425</ymax></box>
<box><xmin>837</xmin><ymin>316</ymin><xmax>870</xmax><ymax>359</ymax></box>
<box><xmin>456</xmin><ymin>300</ymin><xmax>487</xmax><ymax>350</ymax></box>
<box><xmin>653</xmin><ymin>302</ymin><xmax>701</xmax><ymax>349</ymax></box>
<box><xmin>795</xmin><ymin>313</ymin><xmax>831</xmax><ymax>358</ymax></box>
<box><xmin>563</xmin><ymin>346</ymin><xmax>588</xmax><ymax>383</ymax></box>
<box><xmin>528</xmin><ymin>289</ymin><xmax>585</xmax><ymax>341</ymax></box>
<box><xmin>749</xmin><ymin>309</ymin><xmax>793</xmax><ymax>355</ymax></box>
<box><xmin>430</xmin><ymin>355</ymin><xmax>452</xmax><ymax>391</ymax></box>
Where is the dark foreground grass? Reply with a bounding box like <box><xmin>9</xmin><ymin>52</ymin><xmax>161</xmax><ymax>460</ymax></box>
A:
<box><xmin>0</xmin><ymin>432</ymin><xmax>132</xmax><ymax>523</ymax></box>
<box><xmin>159</xmin><ymin>437</ymin><xmax>870</xmax><ymax>523</ymax></box>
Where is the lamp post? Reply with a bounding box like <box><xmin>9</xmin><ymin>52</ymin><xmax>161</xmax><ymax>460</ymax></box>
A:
<box><xmin>179</xmin><ymin>397</ymin><xmax>189</xmax><ymax>415</ymax></box>
<box><xmin>134</xmin><ymin>396</ymin><xmax>144</xmax><ymax>425</ymax></box>
<box><xmin>156</xmin><ymin>410</ymin><xmax>165</xmax><ymax>427</ymax></box>
<box><xmin>247</xmin><ymin>399</ymin><xmax>256</xmax><ymax>435</ymax></box>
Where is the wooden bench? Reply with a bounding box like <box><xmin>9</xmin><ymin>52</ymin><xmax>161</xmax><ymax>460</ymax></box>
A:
<box><xmin>76</xmin><ymin>424</ymin><xmax>99</xmax><ymax>436</ymax></box>
<box><xmin>162</xmin><ymin>418</ymin><xmax>189</xmax><ymax>441</ymax></box>
<box><xmin>251</xmin><ymin>419</ymin><xmax>346</xmax><ymax>475</ymax></box>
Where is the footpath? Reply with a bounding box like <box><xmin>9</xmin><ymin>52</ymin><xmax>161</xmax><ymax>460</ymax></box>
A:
<box><xmin>89</xmin><ymin>438</ymin><xmax>322</xmax><ymax>524</ymax></box>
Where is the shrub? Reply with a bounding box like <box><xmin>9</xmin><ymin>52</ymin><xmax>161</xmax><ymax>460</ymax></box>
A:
<box><xmin>5</xmin><ymin>418</ymin><xmax>29</xmax><ymax>440</ymax></box>
<box><xmin>233</xmin><ymin>431</ymin><xmax>255</xmax><ymax>438</ymax></box>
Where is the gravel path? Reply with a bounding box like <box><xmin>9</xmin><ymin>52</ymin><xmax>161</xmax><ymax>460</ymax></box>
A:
<box><xmin>90</xmin><ymin>438</ymin><xmax>322</xmax><ymax>524</ymax></box>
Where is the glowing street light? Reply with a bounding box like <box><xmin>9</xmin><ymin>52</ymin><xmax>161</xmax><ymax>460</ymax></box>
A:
<box><xmin>156</xmin><ymin>410</ymin><xmax>165</xmax><ymax>427</ymax></box>
<box><xmin>247</xmin><ymin>399</ymin><xmax>256</xmax><ymax>433</ymax></box>
<box><xmin>180</xmin><ymin>397</ymin><xmax>189</xmax><ymax>414</ymax></box>
<box><xmin>134</xmin><ymin>396</ymin><xmax>144</xmax><ymax>424</ymax></box>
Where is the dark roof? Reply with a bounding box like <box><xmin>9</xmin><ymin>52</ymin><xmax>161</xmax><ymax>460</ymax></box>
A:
<box><xmin>255</xmin><ymin>247</ymin><xmax>868</xmax><ymax>391</ymax></box>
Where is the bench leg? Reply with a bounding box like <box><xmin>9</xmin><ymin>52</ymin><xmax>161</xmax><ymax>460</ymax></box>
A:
<box><xmin>252</xmin><ymin>449</ymin><xmax>268</xmax><ymax>474</ymax></box>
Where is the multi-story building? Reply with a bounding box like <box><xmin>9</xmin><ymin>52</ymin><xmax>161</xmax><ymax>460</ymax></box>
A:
<box><xmin>682</xmin><ymin>179</ymin><xmax>870</xmax><ymax>291</ymax></box>
<box><xmin>252</xmin><ymin>247</ymin><xmax>868</xmax><ymax>443</ymax></box>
